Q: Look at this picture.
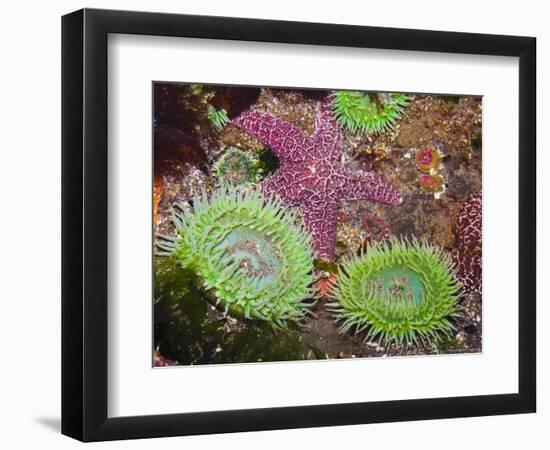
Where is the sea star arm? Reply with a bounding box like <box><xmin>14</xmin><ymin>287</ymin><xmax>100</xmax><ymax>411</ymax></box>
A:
<box><xmin>340</xmin><ymin>168</ymin><xmax>403</xmax><ymax>205</ymax></box>
<box><xmin>232</xmin><ymin>109</ymin><xmax>313</xmax><ymax>163</ymax></box>
<box><xmin>301</xmin><ymin>200</ymin><xmax>339</xmax><ymax>262</ymax></box>
<box><xmin>311</xmin><ymin>97</ymin><xmax>341</xmax><ymax>160</ymax></box>
<box><xmin>261</xmin><ymin>169</ymin><xmax>304</xmax><ymax>205</ymax></box>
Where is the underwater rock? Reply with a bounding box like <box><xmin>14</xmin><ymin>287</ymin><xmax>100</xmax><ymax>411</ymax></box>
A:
<box><xmin>153</xmin><ymin>256</ymin><xmax>320</xmax><ymax>364</ymax></box>
<box><xmin>155</xmin><ymin>162</ymin><xmax>214</xmax><ymax>238</ymax></box>
<box><xmin>293</xmin><ymin>88</ymin><xmax>331</xmax><ymax>100</ymax></box>
<box><xmin>257</xmin><ymin>146</ymin><xmax>280</xmax><ymax>177</ymax></box>
<box><xmin>154</xmin><ymin>124</ymin><xmax>208</xmax><ymax>171</ymax></box>
<box><xmin>154</xmin><ymin>83</ymin><xmax>202</xmax><ymax>136</ymax></box>
<box><xmin>213</xmin><ymin>86</ymin><xmax>261</xmax><ymax>119</ymax></box>
<box><xmin>336</xmin><ymin>222</ymin><xmax>363</xmax><ymax>258</ymax></box>
<box><xmin>158</xmin><ymin>187</ymin><xmax>316</xmax><ymax>329</ymax></box>
<box><xmin>232</xmin><ymin>96</ymin><xmax>402</xmax><ymax>261</ymax></box>
<box><xmin>329</xmin><ymin>238</ymin><xmax>461</xmax><ymax>345</ymax></box>
<box><xmin>395</xmin><ymin>96</ymin><xmax>482</xmax><ymax>159</ymax></box>
<box><xmin>452</xmin><ymin>193</ymin><xmax>482</xmax><ymax>295</ymax></box>
<box><xmin>153</xmin><ymin>175</ymin><xmax>163</xmax><ymax>226</ymax></box>
<box><xmin>361</xmin><ymin>211</ymin><xmax>389</xmax><ymax>244</ymax></box>
<box><xmin>393</xmin><ymin>220</ymin><xmax>417</xmax><ymax>240</ymax></box>
<box><xmin>448</xmin><ymin>175</ymin><xmax>469</xmax><ymax>200</ymax></box>
<box><xmin>314</xmin><ymin>273</ymin><xmax>338</xmax><ymax>299</ymax></box>
<box><xmin>431</xmin><ymin>219</ymin><xmax>454</xmax><ymax>249</ymax></box>
<box><xmin>153</xmin><ymin>349</ymin><xmax>177</xmax><ymax>367</ymax></box>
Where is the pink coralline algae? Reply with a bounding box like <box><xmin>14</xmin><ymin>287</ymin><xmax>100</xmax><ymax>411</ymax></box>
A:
<box><xmin>452</xmin><ymin>193</ymin><xmax>482</xmax><ymax>295</ymax></box>
<box><xmin>232</xmin><ymin>98</ymin><xmax>403</xmax><ymax>261</ymax></box>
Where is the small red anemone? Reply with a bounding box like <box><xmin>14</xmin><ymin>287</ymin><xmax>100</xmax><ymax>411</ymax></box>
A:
<box><xmin>418</xmin><ymin>173</ymin><xmax>444</xmax><ymax>193</ymax></box>
<box><xmin>415</xmin><ymin>146</ymin><xmax>441</xmax><ymax>172</ymax></box>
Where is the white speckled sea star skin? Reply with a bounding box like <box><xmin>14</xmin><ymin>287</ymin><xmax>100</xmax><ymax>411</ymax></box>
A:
<box><xmin>232</xmin><ymin>97</ymin><xmax>403</xmax><ymax>261</ymax></box>
<box><xmin>452</xmin><ymin>192</ymin><xmax>482</xmax><ymax>294</ymax></box>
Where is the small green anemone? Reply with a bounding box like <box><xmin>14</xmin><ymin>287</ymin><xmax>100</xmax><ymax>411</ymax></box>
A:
<box><xmin>213</xmin><ymin>146</ymin><xmax>260</xmax><ymax>186</ymax></box>
<box><xmin>332</xmin><ymin>91</ymin><xmax>410</xmax><ymax>134</ymax></box>
<box><xmin>158</xmin><ymin>187</ymin><xmax>316</xmax><ymax>329</ymax></box>
<box><xmin>329</xmin><ymin>238</ymin><xmax>461</xmax><ymax>345</ymax></box>
<box><xmin>207</xmin><ymin>105</ymin><xmax>230</xmax><ymax>132</ymax></box>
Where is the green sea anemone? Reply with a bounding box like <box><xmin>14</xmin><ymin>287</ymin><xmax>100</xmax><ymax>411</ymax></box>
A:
<box><xmin>332</xmin><ymin>91</ymin><xmax>410</xmax><ymax>134</ymax></box>
<box><xmin>207</xmin><ymin>105</ymin><xmax>230</xmax><ymax>132</ymax></box>
<box><xmin>158</xmin><ymin>187</ymin><xmax>316</xmax><ymax>328</ymax></box>
<box><xmin>213</xmin><ymin>146</ymin><xmax>260</xmax><ymax>186</ymax></box>
<box><xmin>329</xmin><ymin>238</ymin><xmax>461</xmax><ymax>345</ymax></box>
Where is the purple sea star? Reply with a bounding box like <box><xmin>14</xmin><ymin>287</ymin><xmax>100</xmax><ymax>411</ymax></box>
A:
<box><xmin>452</xmin><ymin>192</ymin><xmax>482</xmax><ymax>295</ymax></box>
<box><xmin>232</xmin><ymin>97</ymin><xmax>403</xmax><ymax>261</ymax></box>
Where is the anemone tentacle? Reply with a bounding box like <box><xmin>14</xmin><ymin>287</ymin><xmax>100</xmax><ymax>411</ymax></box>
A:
<box><xmin>329</xmin><ymin>238</ymin><xmax>461</xmax><ymax>345</ymax></box>
<box><xmin>207</xmin><ymin>105</ymin><xmax>230</xmax><ymax>132</ymax></box>
<box><xmin>331</xmin><ymin>91</ymin><xmax>410</xmax><ymax>135</ymax></box>
<box><xmin>159</xmin><ymin>186</ymin><xmax>316</xmax><ymax>328</ymax></box>
<box><xmin>213</xmin><ymin>146</ymin><xmax>261</xmax><ymax>186</ymax></box>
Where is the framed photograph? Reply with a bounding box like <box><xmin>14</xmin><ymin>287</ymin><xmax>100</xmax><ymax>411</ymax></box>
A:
<box><xmin>62</xmin><ymin>8</ymin><xmax>536</xmax><ymax>442</ymax></box>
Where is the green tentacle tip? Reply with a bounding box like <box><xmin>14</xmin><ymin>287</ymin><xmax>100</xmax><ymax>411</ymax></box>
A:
<box><xmin>207</xmin><ymin>105</ymin><xmax>230</xmax><ymax>132</ymax></box>
<box><xmin>213</xmin><ymin>146</ymin><xmax>261</xmax><ymax>186</ymax></box>
<box><xmin>167</xmin><ymin>186</ymin><xmax>316</xmax><ymax>328</ymax></box>
<box><xmin>331</xmin><ymin>91</ymin><xmax>410</xmax><ymax>135</ymax></box>
<box><xmin>330</xmin><ymin>238</ymin><xmax>461</xmax><ymax>346</ymax></box>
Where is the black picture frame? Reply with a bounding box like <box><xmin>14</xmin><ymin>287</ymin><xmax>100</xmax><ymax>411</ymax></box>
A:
<box><xmin>62</xmin><ymin>8</ymin><xmax>536</xmax><ymax>442</ymax></box>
